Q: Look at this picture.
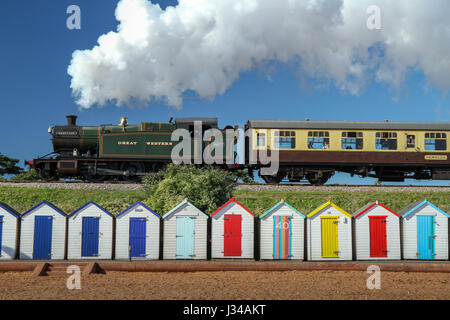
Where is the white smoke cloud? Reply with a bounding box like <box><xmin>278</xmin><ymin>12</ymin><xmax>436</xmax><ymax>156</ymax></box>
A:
<box><xmin>68</xmin><ymin>0</ymin><xmax>450</xmax><ymax>109</ymax></box>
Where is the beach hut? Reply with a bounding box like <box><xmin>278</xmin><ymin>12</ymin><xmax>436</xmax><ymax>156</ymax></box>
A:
<box><xmin>0</xmin><ymin>203</ymin><xmax>20</xmax><ymax>260</ymax></box>
<box><xmin>115</xmin><ymin>202</ymin><xmax>161</xmax><ymax>260</ymax></box>
<box><xmin>67</xmin><ymin>201</ymin><xmax>114</xmax><ymax>260</ymax></box>
<box><xmin>211</xmin><ymin>197</ymin><xmax>255</xmax><ymax>259</ymax></box>
<box><xmin>353</xmin><ymin>201</ymin><xmax>401</xmax><ymax>260</ymax></box>
<box><xmin>19</xmin><ymin>201</ymin><xmax>67</xmax><ymax>260</ymax></box>
<box><xmin>259</xmin><ymin>200</ymin><xmax>305</xmax><ymax>260</ymax></box>
<box><xmin>400</xmin><ymin>200</ymin><xmax>449</xmax><ymax>260</ymax></box>
<box><xmin>307</xmin><ymin>201</ymin><xmax>352</xmax><ymax>261</ymax></box>
<box><xmin>163</xmin><ymin>199</ymin><xmax>208</xmax><ymax>260</ymax></box>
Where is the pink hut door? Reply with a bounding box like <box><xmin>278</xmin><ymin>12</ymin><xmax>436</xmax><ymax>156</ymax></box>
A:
<box><xmin>369</xmin><ymin>216</ymin><xmax>388</xmax><ymax>257</ymax></box>
<box><xmin>224</xmin><ymin>215</ymin><xmax>242</xmax><ymax>256</ymax></box>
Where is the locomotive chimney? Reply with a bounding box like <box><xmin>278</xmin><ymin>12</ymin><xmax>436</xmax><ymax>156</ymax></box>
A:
<box><xmin>66</xmin><ymin>115</ymin><xmax>77</xmax><ymax>126</ymax></box>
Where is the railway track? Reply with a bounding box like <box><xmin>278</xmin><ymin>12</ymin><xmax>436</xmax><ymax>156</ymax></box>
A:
<box><xmin>0</xmin><ymin>181</ymin><xmax>449</xmax><ymax>192</ymax></box>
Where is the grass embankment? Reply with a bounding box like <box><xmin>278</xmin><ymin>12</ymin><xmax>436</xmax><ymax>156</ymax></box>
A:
<box><xmin>0</xmin><ymin>186</ymin><xmax>449</xmax><ymax>215</ymax></box>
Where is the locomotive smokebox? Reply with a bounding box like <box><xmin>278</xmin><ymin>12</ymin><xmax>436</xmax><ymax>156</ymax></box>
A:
<box><xmin>66</xmin><ymin>115</ymin><xmax>77</xmax><ymax>126</ymax></box>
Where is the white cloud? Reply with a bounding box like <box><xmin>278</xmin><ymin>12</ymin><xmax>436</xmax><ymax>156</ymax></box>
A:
<box><xmin>67</xmin><ymin>0</ymin><xmax>450</xmax><ymax>109</ymax></box>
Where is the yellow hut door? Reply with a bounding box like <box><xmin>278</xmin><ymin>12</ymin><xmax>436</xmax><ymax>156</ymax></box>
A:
<box><xmin>321</xmin><ymin>217</ymin><xmax>339</xmax><ymax>258</ymax></box>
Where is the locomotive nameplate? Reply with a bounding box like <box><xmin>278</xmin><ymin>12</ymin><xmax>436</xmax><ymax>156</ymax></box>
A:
<box><xmin>425</xmin><ymin>155</ymin><xmax>447</xmax><ymax>160</ymax></box>
<box><xmin>118</xmin><ymin>141</ymin><xmax>138</xmax><ymax>145</ymax></box>
<box><xmin>146</xmin><ymin>142</ymin><xmax>173</xmax><ymax>146</ymax></box>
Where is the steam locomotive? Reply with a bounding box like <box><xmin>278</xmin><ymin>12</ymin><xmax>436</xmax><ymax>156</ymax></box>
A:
<box><xmin>28</xmin><ymin>115</ymin><xmax>450</xmax><ymax>185</ymax></box>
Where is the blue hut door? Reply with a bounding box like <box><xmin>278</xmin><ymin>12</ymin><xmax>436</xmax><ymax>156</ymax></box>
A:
<box><xmin>417</xmin><ymin>216</ymin><xmax>435</xmax><ymax>260</ymax></box>
<box><xmin>33</xmin><ymin>216</ymin><xmax>53</xmax><ymax>259</ymax></box>
<box><xmin>82</xmin><ymin>217</ymin><xmax>99</xmax><ymax>257</ymax></box>
<box><xmin>129</xmin><ymin>218</ymin><xmax>146</xmax><ymax>258</ymax></box>
<box><xmin>176</xmin><ymin>217</ymin><xmax>195</xmax><ymax>259</ymax></box>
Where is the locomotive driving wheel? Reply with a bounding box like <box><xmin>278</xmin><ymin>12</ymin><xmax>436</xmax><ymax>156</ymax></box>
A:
<box><xmin>83</xmin><ymin>172</ymin><xmax>107</xmax><ymax>183</ymax></box>
<box><xmin>120</xmin><ymin>162</ymin><xmax>145</xmax><ymax>182</ymax></box>
<box><xmin>37</xmin><ymin>169</ymin><xmax>58</xmax><ymax>181</ymax></box>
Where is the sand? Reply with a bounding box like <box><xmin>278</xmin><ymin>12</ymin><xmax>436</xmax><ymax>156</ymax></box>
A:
<box><xmin>0</xmin><ymin>270</ymin><xmax>448</xmax><ymax>300</ymax></box>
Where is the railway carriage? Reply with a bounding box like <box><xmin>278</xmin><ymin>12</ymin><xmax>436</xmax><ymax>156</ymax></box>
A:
<box><xmin>246</xmin><ymin>120</ymin><xmax>450</xmax><ymax>184</ymax></box>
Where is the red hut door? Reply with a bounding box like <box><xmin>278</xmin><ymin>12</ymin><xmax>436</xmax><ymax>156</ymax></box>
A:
<box><xmin>369</xmin><ymin>216</ymin><xmax>388</xmax><ymax>257</ymax></box>
<box><xmin>224</xmin><ymin>215</ymin><xmax>242</xmax><ymax>256</ymax></box>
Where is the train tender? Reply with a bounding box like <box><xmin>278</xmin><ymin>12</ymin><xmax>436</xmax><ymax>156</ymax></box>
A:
<box><xmin>246</xmin><ymin>120</ymin><xmax>450</xmax><ymax>185</ymax></box>
<box><xmin>29</xmin><ymin>115</ymin><xmax>236</xmax><ymax>182</ymax></box>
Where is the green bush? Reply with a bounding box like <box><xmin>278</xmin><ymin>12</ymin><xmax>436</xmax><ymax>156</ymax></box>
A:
<box><xmin>10</xmin><ymin>169</ymin><xmax>38</xmax><ymax>181</ymax></box>
<box><xmin>142</xmin><ymin>164</ymin><xmax>236</xmax><ymax>215</ymax></box>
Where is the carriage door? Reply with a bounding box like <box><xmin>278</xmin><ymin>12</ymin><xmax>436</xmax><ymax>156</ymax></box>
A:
<box><xmin>224</xmin><ymin>215</ymin><xmax>242</xmax><ymax>256</ymax></box>
<box><xmin>369</xmin><ymin>216</ymin><xmax>388</xmax><ymax>257</ymax></box>
<box><xmin>82</xmin><ymin>217</ymin><xmax>99</xmax><ymax>257</ymax></box>
<box><xmin>273</xmin><ymin>216</ymin><xmax>291</xmax><ymax>259</ymax></box>
<box><xmin>33</xmin><ymin>216</ymin><xmax>53</xmax><ymax>259</ymax></box>
<box><xmin>129</xmin><ymin>218</ymin><xmax>146</xmax><ymax>258</ymax></box>
<box><xmin>417</xmin><ymin>216</ymin><xmax>435</xmax><ymax>260</ymax></box>
<box><xmin>321</xmin><ymin>217</ymin><xmax>339</xmax><ymax>258</ymax></box>
<box><xmin>176</xmin><ymin>217</ymin><xmax>195</xmax><ymax>259</ymax></box>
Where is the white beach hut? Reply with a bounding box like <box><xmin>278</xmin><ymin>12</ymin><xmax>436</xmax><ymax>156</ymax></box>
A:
<box><xmin>0</xmin><ymin>203</ymin><xmax>20</xmax><ymax>260</ymax></box>
<box><xmin>163</xmin><ymin>199</ymin><xmax>208</xmax><ymax>260</ymax></box>
<box><xmin>259</xmin><ymin>200</ymin><xmax>305</xmax><ymax>260</ymax></box>
<box><xmin>307</xmin><ymin>201</ymin><xmax>352</xmax><ymax>261</ymax></box>
<box><xmin>67</xmin><ymin>201</ymin><xmax>114</xmax><ymax>260</ymax></box>
<box><xmin>19</xmin><ymin>201</ymin><xmax>67</xmax><ymax>260</ymax></box>
<box><xmin>400</xmin><ymin>200</ymin><xmax>449</xmax><ymax>260</ymax></box>
<box><xmin>353</xmin><ymin>201</ymin><xmax>401</xmax><ymax>260</ymax></box>
<box><xmin>211</xmin><ymin>197</ymin><xmax>255</xmax><ymax>259</ymax></box>
<box><xmin>115</xmin><ymin>202</ymin><xmax>161</xmax><ymax>260</ymax></box>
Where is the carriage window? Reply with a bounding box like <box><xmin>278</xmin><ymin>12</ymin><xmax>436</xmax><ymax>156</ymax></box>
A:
<box><xmin>406</xmin><ymin>135</ymin><xmax>415</xmax><ymax>148</ymax></box>
<box><xmin>376</xmin><ymin>132</ymin><xmax>397</xmax><ymax>150</ymax></box>
<box><xmin>256</xmin><ymin>133</ymin><xmax>266</xmax><ymax>147</ymax></box>
<box><xmin>308</xmin><ymin>131</ymin><xmax>330</xmax><ymax>149</ymax></box>
<box><xmin>341</xmin><ymin>132</ymin><xmax>363</xmax><ymax>150</ymax></box>
<box><xmin>425</xmin><ymin>132</ymin><xmax>447</xmax><ymax>151</ymax></box>
<box><xmin>275</xmin><ymin>131</ymin><xmax>296</xmax><ymax>149</ymax></box>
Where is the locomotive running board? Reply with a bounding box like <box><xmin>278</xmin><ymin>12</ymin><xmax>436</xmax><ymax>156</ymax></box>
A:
<box><xmin>88</xmin><ymin>168</ymin><xmax>151</xmax><ymax>176</ymax></box>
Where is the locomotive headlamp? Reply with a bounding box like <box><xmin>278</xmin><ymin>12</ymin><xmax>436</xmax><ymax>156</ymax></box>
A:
<box><xmin>48</xmin><ymin>126</ymin><xmax>52</xmax><ymax>134</ymax></box>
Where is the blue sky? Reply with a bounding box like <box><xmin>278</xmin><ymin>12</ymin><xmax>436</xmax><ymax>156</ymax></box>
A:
<box><xmin>0</xmin><ymin>0</ymin><xmax>449</xmax><ymax>185</ymax></box>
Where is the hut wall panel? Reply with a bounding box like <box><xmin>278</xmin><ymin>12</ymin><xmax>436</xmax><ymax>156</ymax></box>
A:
<box><xmin>355</xmin><ymin>206</ymin><xmax>401</xmax><ymax>260</ymax></box>
<box><xmin>0</xmin><ymin>208</ymin><xmax>18</xmax><ymax>260</ymax></box>
<box><xmin>402</xmin><ymin>203</ymin><xmax>449</xmax><ymax>260</ymax></box>
<box><xmin>67</xmin><ymin>204</ymin><xmax>113</xmax><ymax>260</ymax></box>
<box><xmin>259</xmin><ymin>204</ymin><xmax>304</xmax><ymax>260</ymax></box>
<box><xmin>211</xmin><ymin>203</ymin><xmax>254</xmax><ymax>259</ymax></box>
<box><xmin>194</xmin><ymin>217</ymin><xmax>207</xmax><ymax>259</ymax></box>
<box><xmin>115</xmin><ymin>205</ymin><xmax>160</xmax><ymax>260</ymax></box>
<box><xmin>307</xmin><ymin>206</ymin><xmax>352</xmax><ymax>261</ymax></box>
<box><xmin>163</xmin><ymin>215</ymin><xmax>177</xmax><ymax>259</ymax></box>
<box><xmin>19</xmin><ymin>205</ymin><xmax>66</xmax><ymax>260</ymax></box>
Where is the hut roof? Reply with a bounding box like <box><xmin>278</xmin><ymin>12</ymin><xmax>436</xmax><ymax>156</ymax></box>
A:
<box><xmin>162</xmin><ymin>199</ymin><xmax>208</xmax><ymax>219</ymax></box>
<box><xmin>400</xmin><ymin>200</ymin><xmax>450</xmax><ymax>218</ymax></box>
<box><xmin>68</xmin><ymin>201</ymin><xmax>114</xmax><ymax>218</ymax></box>
<box><xmin>0</xmin><ymin>203</ymin><xmax>20</xmax><ymax>218</ymax></box>
<box><xmin>116</xmin><ymin>201</ymin><xmax>160</xmax><ymax>219</ymax></box>
<box><xmin>259</xmin><ymin>200</ymin><xmax>305</xmax><ymax>219</ymax></box>
<box><xmin>21</xmin><ymin>200</ymin><xmax>66</xmax><ymax>218</ymax></box>
<box><xmin>307</xmin><ymin>201</ymin><xmax>352</xmax><ymax>218</ymax></box>
<box><xmin>211</xmin><ymin>197</ymin><xmax>254</xmax><ymax>217</ymax></box>
<box><xmin>353</xmin><ymin>201</ymin><xmax>400</xmax><ymax>218</ymax></box>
